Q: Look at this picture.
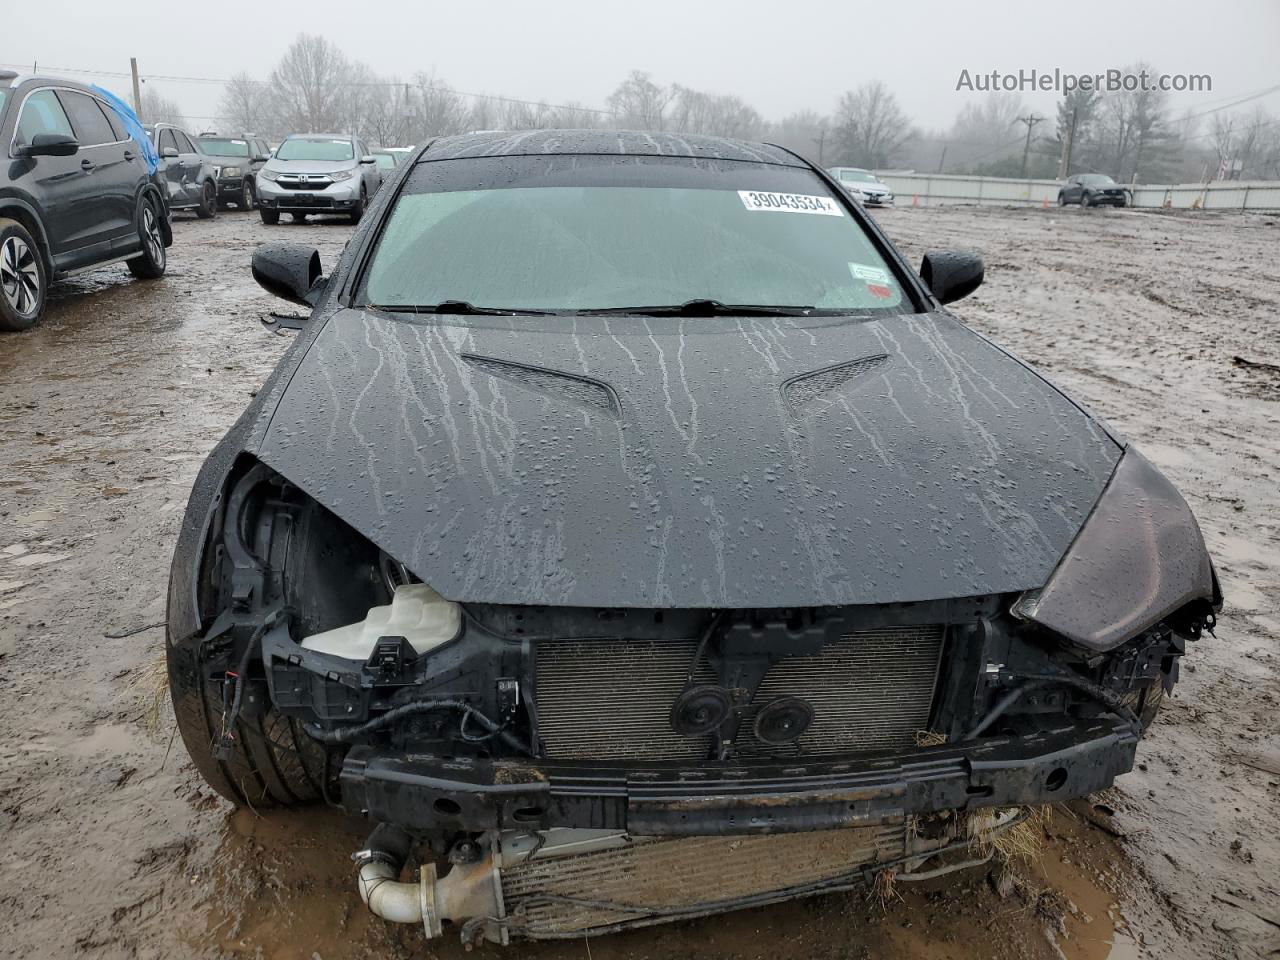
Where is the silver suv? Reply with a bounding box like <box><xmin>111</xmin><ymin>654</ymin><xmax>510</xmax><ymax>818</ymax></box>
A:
<box><xmin>255</xmin><ymin>134</ymin><xmax>382</xmax><ymax>224</ymax></box>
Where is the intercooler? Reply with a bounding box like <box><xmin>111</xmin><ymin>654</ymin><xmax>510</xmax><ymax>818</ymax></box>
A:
<box><xmin>499</xmin><ymin>823</ymin><xmax>907</xmax><ymax>938</ymax></box>
<box><xmin>533</xmin><ymin>625</ymin><xmax>945</xmax><ymax>761</ymax></box>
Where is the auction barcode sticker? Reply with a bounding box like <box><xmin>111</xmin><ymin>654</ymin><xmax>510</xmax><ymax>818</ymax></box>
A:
<box><xmin>739</xmin><ymin>191</ymin><xmax>844</xmax><ymax>216</ymax></box>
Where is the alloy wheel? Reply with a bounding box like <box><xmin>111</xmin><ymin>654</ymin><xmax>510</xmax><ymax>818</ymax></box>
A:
<box><xmin>143</xmin><ymin>206</ymin><xmax>165</xmax><ymax>269</ymax></box>
<box><xmin>0</xmin><ymin>235</ymin><xmax>40</xmax><ymax>318</ymax></box>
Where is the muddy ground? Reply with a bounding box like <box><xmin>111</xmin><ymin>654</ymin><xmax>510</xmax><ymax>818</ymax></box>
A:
<box><xmin>1</xmin><ymin>203</ymin><xmax>1277</xmax><ymax>960</ymax></box>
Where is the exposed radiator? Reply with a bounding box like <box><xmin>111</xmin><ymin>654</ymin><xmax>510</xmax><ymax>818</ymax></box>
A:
<box><xmin>501</xmin><ymin>823</ymin><xmax>906</xmax><ymax>938</ymax></box>
<box><xmin>533</xmin><ymin>625</ymin><xmax>945</xmax><ymax>761</ymax></box>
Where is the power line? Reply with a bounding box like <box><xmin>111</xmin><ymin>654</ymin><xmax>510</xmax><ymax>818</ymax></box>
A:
<box><xmin>0</xmin><ymin>60</ymin><xmax>615</xmax><ymax>116</ymax></box>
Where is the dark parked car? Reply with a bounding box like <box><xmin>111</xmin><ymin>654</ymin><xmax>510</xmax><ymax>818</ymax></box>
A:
<box><xmin>166</xmin><ymin>130</ymin><xmax>1219</xmax><ymax>945</ymax></box>
<box><xmin>0</xmin><ymin>71</ymin><xmax>171</xmax><ymax>331</ymax></box>
<box><xmin>1059</xmin><ymin>173</ymin><xmax>1131</xmax><ymax>207</ymax></box>
<box><xmin>196</xmin><ymin>134</ymin><xmax>272</xmax><ymax>210</ymax></box>
<box><xmin>145</xmin><ymin>122</ymin><xmax>218</xmax><ymax>219</ymax></box>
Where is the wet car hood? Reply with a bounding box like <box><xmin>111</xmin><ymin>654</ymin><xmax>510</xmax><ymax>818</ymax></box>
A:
<box><xmin>253</xmin><ymin>308</ymin><xmax>1121</xmax><ymax>608</ymax></box>
<box><xmin>263</xmin><ymin>158</ymin><xmax>358</xmax><ymax>175</ymax></box>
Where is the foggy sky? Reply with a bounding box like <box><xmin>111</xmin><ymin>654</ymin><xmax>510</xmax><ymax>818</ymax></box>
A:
<box><xmin>6</xmin><ymin>0</ymin><xmax>1279</xmax><ymax>132</ymax></box>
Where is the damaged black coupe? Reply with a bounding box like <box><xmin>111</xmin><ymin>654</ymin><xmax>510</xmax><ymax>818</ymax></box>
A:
<box><xmin>166</xmin><ymin>130</ymin><xmax>1220</xmax><ymax>944</ymax></box>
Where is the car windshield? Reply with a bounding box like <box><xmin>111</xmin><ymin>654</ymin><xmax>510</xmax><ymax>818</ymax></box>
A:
<box><xmin>372</xmin><ymin>153</ymin><xmax>396</xmax><ymax>169</ymax></box>
<box><xmin>199</xmin><ymin>138</ymin><xmax>249</xmax><ymax>156</ymax></box>
<box><xmin>276</xmin><ymin>137</ymin><xmax>354</xmax><ymax>161</ymax></box>
<box><xmin>360</xmin><ymin>155</ymin><xmax>910</xmax><ymax>315</ymax></box>
<box><xmin>1079</xmin><ymin>174</ymin><xmax>1116</xmax><ymax>185</ymax></box>
<box><xmin>839</xmin><ymin>170</ymin><xmax>878</xmax><ymax>183</ymax></box>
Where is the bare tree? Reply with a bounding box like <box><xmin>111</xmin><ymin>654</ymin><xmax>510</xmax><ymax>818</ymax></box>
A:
<box><xmin>217</xmin><ymin>72</ymin><xmax>270</xmax><ymax>135</ymax></box>
<box><xmin>668</xmin><ymin>86</ymin><xmax>762</xmax><ymax>139</ymax></box>
<box><xmin>831</xmin><ymin>81</ymin><xmax>914</xmax><ymax>169</ymax></box>
<box><xmin>765</xmin><ymin>111</ymin><xmax>831</xmax><ymax>163</ymax></box>
<box><xmin>268</xmin><ymin>33</ymin><xmax>352</xmax><ymax>133</ymax></box>
<box><xmin>407</xmin><ymin>71</ymin><xmax>471</xmax><ymax>140</ymax></box>
<box><xmin>946</xmin><ymin>93</ymin><xmax>1024</xmax><ymax>171</ymax></box>
<box><xmin>607</xmin><ymin>71</ymin><xmax>672</xmax><ymax>130</ymax></box>
<box><xmin>139</xmin><ymin>86</ymin><xmax>186</xmax><ymax>127</ymax></box>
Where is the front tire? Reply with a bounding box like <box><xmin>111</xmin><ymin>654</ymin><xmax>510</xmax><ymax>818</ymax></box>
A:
<box><xmin>1080</xmin><ymin>191</ymin><xmax>1092</xmax><ymax>208</ymax></box>
<box><xmin>195</xmin><ymin>180</ymin><xmax>217</xmax><ymax>219</ymax></box>
<box><xmin>167</xmin><ymin>639</ymin><xmax>328</xmax><ymax>808</ymax></box>
<box><xmin>349</xmin><ymin>185</ymin><xmax>367</xmax><ymax>224</ymax></box>
<box><xmin>126</xmin><ymin>196</ymin><xmax>167</xmax><ymax>280</ymax></box>
<box><xmin>0</xmin><ymin>218</ymin><xmax>46</xmax><ymax>332</ymax></box>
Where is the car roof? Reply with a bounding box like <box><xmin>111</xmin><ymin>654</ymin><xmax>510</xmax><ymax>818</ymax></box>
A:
<box><xmin>421</xmin><ymin>129</ymin><xmax>806</xmax><ymax>167</ymax></box>
<box><xmin>286</xmin><ymin>133</ymin><xmax>355</xmax><ymax>140</ymax></box>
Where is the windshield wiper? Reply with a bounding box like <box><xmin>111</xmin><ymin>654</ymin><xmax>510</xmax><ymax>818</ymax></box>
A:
<box><xmin>578</xmin><ymin>299</ymin><xmax>815</xmax><ymax>317</ymax></box>
<box><xmin>372</xmin><ymin>301</ymin><xmax>556</xmax><ymax>316</ymax></box>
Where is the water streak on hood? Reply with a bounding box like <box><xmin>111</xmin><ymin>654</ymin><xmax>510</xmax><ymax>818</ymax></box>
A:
<box><xmin>255</xmin><ymin>308</ymin><xmax>1120</xmax><ymax>608</ymax></box>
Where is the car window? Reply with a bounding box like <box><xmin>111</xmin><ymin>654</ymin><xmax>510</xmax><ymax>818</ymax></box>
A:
<box><xmin>158</xmin><ymin>128</ymin><xmax>178</xmax><ymax>155</ymax></box>
<box><xmin>16</xmin><ymin>89</ymin><xmax>75</xmax><ymax>145</ymax></box>
<box><xmin>276</xmin><ymin>137</ymin><xmax>355</xmax><ymax>161</ymax></box>
<box><xmin>98</xmin><ymin>98</ymin><xmax>127</xmax><ymax>142</ymax></box>
<box><xmin>373</xmin><ymin>153</ymin><xmax>396</xmax><ymax>170</ymax></box>
<box><xmin>839</xmin><ymin>170</ymin><xmax>877</xmax><ymax>184</ymax></box>
<box><xmin>58</xmin><ymin>90</ymin><xmax>116</xmax><ymax>145</ymax></box>
<box><xmin>175</xmin><ymin>130</ymin><xmax>197</xmax><ymax>154</ymax></box>
<box><xmin>199</xmin><ymin>136</ymin><xmax>248</xmax><ymax>156</ymax></box>
<box><xmin>362</xmin><ymin>155</ymin><xmax>909</xmax><ymax>314</ymax></box>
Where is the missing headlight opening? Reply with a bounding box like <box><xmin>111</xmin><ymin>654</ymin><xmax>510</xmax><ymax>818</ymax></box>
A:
<box><xmin>161</xmin><ymin>132</ymin><xmax>1222</xmax><ymax>947</ymax></box>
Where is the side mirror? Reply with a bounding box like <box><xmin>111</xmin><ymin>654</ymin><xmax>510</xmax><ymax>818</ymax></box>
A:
<box><xmin>253</xmin><ymin>154</ymin><xmax>270</xmax><ymax>163</ymax></box>
<box><xmin>160</xmin><ymin>146</ymin><xmax>179</xmax><ymax>159</ymax></box>
<box><xmin>22</xmin><ymin>133</ymin><xmax>80</xmax><ymax>157</ymax></box>
<box><xmin>921</xmin><ymin>251</ymin><xmax>984</xmax><ymax>305</ymax></box>
<box><xmin>360</xmin><ymin>155</ymin><xmax>376</xmax><ymax>164</ymax></box>
<box><xmin>252</xmin><ymin>242</ymin><xmax>326</xmax><ymax>307</ymax></box>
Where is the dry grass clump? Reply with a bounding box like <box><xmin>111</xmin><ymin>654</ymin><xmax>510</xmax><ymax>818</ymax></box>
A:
<box><xmin>870</xmin><ymin>867</ymin><xmax>902</xmax><ymax>909</ymax></box>
<box><xmin>129</xmin><ymin>649</ymin><xmax>172</xmax><ymax>736</ymax></box>
<box><xmin>971</xmin><ymin>805</ymin><xmax>1048</xmax><ymax>865</ymax></box>
<box><xmin>914</xmin><ymin>729</ymin><xmax>948</xmax><ymax>747</ymax></box>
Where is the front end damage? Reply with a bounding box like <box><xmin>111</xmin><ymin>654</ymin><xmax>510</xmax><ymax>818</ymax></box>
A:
<box><xmin>167</xmin><ymin>455</ymin><xmax>1218</xmax><ymax>944</ymax></box>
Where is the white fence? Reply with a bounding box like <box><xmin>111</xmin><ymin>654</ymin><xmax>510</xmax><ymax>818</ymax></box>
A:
<box><xmin>872</xmin><ymin>172</ymin><xmax>1280</xmax><ymax>212</ymax></box>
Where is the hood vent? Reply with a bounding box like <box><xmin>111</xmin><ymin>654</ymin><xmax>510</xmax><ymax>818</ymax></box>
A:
<box><xmin>784</xmin><ymin>354</ymin><xmax>890</xmax><ymax>418</ymax></box>
<box><xmin>462</xmin><ymin>354</ymin><xmax>620</xmax><ymax>419</ymax></box>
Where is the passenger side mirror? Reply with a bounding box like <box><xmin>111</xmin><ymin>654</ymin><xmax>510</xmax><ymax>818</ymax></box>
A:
<box><xmin>22</xmin><ymin>133</ymin><xmax>79</xmax><ymax>157</ymax></box>
<box><xmin>161</xmin><ymin>146</ymin><xmax>179</xmax><ymax>159</ymax></box>
<box><xmin>920</xmin><ymin>251</ymin><xmax>984</xmax><ymax>305</ymax></box>
<box><xmin>252</xmin><ymin>242</ymin><xmax>327</xmax><ymax>308</ymax></box>
<box><xmin>360</xmin><ymin>155</ymin><xmax>376</xmax><ymax>164</ymax></box>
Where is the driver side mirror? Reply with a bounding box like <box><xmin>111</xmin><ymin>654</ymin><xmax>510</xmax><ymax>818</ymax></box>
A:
<box><xmin>253</xmin><ymin>154</ymin><xmax>270</xmax><ymax>163</ymax></box>
<box><xmin>360</xmin><ymin>155</ymin><xmax>376</xmax><ymax>164</ymax></box>
<box><xmin>21</xmin><ymin>133</ymin><xmax>80</xmax><ymax>157</ymax></box>
<box><xmin>160</xmin><ymin>146</ymin><xmax>179</xmax><ymax>159</ymax></box>
<box><xmin>252</xmin><ymin>242</ymin><xmax>327</xmax><ymax>308</ymax></box>
<box><xmin>920</xmin><ymin>251</ymin><xmax>984</xmax><ymax>305</ymax></box>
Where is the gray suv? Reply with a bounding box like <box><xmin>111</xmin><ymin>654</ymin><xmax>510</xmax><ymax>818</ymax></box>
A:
<box><xmin>255</xmin><ymin>133</ymin><xmax>382</xmax><ymax>224</ymax></box>
<box><xmin>146</xmin><ymin>122</ymin><xmax>218</xmax><ymax>219</ymax></box>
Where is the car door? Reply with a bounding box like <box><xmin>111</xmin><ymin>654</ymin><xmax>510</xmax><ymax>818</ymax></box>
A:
<box><xmin>173</xmin><ymin>129</ymin><xmax>205</xmax><ymax>204</ymax></box>
<box><xmin>11</xmin><ymin>87</ymin><xmax>96</xmax><ymax>259</ymax></box>
<box><xmin>357</xmin><ymin>139</ymin><xmax>379</xmax><ymax>194</ymax></box>
<box><xmin>1065</xmin><ymin>176</ymin><xmax>1081</xmax><ymax>203</ymax></box>
<box><xmin>56</xmin><ymin>89</ymin><xmax>136</xmax><ymax>245</ymax></box>
<box><xmin>155</xmin><ymin>126</ymin><xmax>186</xmax><ymax>205</ymax></box>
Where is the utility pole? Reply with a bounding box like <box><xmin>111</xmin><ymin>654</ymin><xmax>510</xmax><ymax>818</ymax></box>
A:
<box><xmin>937</xmin><ymin>143</ymin><xmax>948</xmax><ymax>174</ymax></box>
<box><xmin>1058</xmin><ymin>107</ymin><xmax>1078</xmax><ymax>179</ymax></box>
<box><xmin>130</xmin><ymin>58</ymin><xmax>143</xmax><ymax>119</ymax></box>
<box><xmin>812</xmin><ymin>128</ymin><xmax>826</xmax><ymax>166</ymax></box>
<box><xmin>1018</xmin><ymin>114</ymin><xmax>1044</xmax><ymax>178</ymax></box>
